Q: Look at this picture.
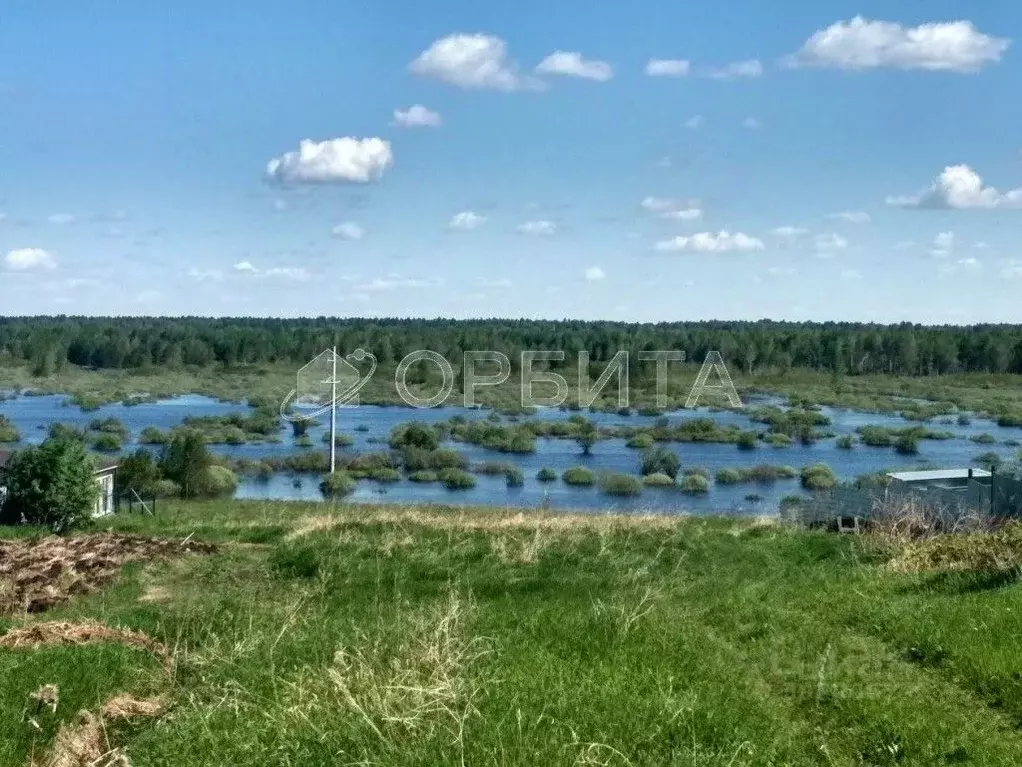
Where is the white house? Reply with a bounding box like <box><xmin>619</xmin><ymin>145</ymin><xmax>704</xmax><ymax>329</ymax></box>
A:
<box><xmin>0</xmin><ymin>451</ymin><xmax>119</xmax><ymax>518</ymax></box>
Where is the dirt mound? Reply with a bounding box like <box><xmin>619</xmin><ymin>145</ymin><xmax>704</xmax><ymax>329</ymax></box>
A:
<box><xmin>0</xmin><ymin>533</ymin><xmax>217</xmax><ymax>615</ymax></box>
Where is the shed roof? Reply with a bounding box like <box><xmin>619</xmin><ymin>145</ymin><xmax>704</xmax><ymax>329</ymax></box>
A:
<box><xmin>887</xmin><ymin>468</ymin><xmax>991</xmax><ymax>482</ymax></box>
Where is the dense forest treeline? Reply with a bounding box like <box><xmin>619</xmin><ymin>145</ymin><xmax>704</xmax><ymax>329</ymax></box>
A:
<box><xmin>1</xmin><ymin>316</ymin><xmax>1021</xmax><ymax>377</ymax></box>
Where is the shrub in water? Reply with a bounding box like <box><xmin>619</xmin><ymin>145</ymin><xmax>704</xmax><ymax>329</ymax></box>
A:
<box><xmin>294</xmin><ymin>435</ymin><xmax>314</xmax><ymax>448</ymax></box>
<box><xmin>643</xmin><ymin>472</ymin><xmax>674</xmax><ymax>487</ymax></box>
<box><xmin>562</xmin><ymin>466</ymin><xmax>595</xmax><ymax>486</ymax></box>
<box><xmin>640</xmin><ymin>446</ymin><xmax>680</xmax><ymax>479</ymax></box>
<box><xmin>974</xmin><ymin>451</ymin><xmax>1003</xmax><ymax>469</ymax></box>
<box><xmin>801</xmin><ymin>463</ymin><xmax>837</xmax><ymax>491</ymax></box>
<box><xmin>836</xmin><ymin>435</ymin><xmax>855</xmax><ymax>449</ymax></box>
<box><xmin>322</xmin><ymin>432</ymin><xmax>355</xmax><ymax>447</ymax></box>
<box><xmin>438</xmin><ymin>468</ymin><xmax>477</xmax><ymax>490</ymax></box>
<box><xmin>715</xmin><ymin>468</ymin><xmax>743</xmax><ymax>485</ymax></box>
<box><xmin>367</xmin><ymin>467</ymin><xmax>401</xmax><ymax>482</ymax></box>
<box><xmin>736</xmin><ymin>431</ymin><xmax>759</xmax><ymax>450</ymax></box>
<box><xmin>198</xmin><ymin>465</ymin><xmax>239</xmax><ymax>497</ymax></box>
<box><xmin>600</xmin><ymin>472</ymin><xmax>643</xmax><ymax>496</ymax></box>
<box><xmin>679</xmin><ymin>474</ymin><xmax>710</xmax><ymax>494</ymax></box>
<box><xmin>626</xmin><ymin>433</ymin><xmax>655</xmax><ymax>450</ymax></box>
<box><xmin>766</xmin><ymin>433</ymin><xmax>792</xmax><ymax>448</ymax></box>
<box><xmin>958</xmin><ymin>414</ymin><xmax>972</xmax><ymax>426</ymax></box>
<box><xmin>91</xmin><ymin>432</ymin><xmax>123</xmax><ymax>453</ymax></box>
<box><xmin>683</xmin><ymin>466</ymin><xmax>711</xmax><ymax>479</ymax></box>
<box><xmin>505</xmin><ymin>466</ymin><xmax>525</xmax><ymax>487</ymax></box>
<box><xmin>970</xmin><ymin>433</ymin><xmax>996</xmax><ymax>445</ymax></box>
<box><xmin>320</xmin><ymin>471</ymin><xmax>356</xmax><ymax>497</ymax></box>
<box><xmin>895</xmin><ymin>435</ymin><xmax>919</xmax><ymax>455</ymax></box>
<box><xmin>390</xmin><ymin>421</ymin><xmax>440</xmax><ymax>451</ymax></box>
<box><xmin>408</xmin><ymin>470</ymin><xmax>439</xmax><ymax>483</ymax></box>
<box><xmin>537</xmin><ymin>467</ymin><xmax>558</xmax><ymax>482</ymax></box>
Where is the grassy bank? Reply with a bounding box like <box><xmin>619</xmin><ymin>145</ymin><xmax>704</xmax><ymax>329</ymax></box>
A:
<box><xmin>4</xmin><ymin>501</ymin><xmax>1022</xmax><ymax>764</ymax></box>
<box><xmin>8</xmin><ymin>362</ymin><xmax>1022</xmax><ymax>420</ymax></box>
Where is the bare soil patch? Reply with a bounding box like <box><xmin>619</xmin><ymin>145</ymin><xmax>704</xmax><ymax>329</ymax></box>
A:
<box><xmin>0</xmin><ymin>533</ymin><xmax>217</xmax><ymax>615</ymax></box>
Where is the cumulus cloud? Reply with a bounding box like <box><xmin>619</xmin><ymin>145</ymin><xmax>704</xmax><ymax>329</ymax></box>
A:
<box><xmin>332</xmin><ymin>222</ymin><xmax>365</xmax><ymax>240</ymax></box>
<box><xmin>264</xmin><ymin>267</ymin><xmax>311</xmax><ymax>281</ymax></box>
<box><xmin>536</xmin><ymin>51</ymin><xmax>613</xmax><ymax>81</ymax></box>
<box><xmin>517</xmin><ymin>220</ymin><xmax>557</xmax><ymax>235</ymax></box>
<box><xmin>887</xmin><ymin>165</ymin><xmax>1022</xmax><ymax>209</ymax></box>
<box><xmin>410</xmin><ymin>34</ymin><xmax>530</xmax><ymax>90</ymax></box>
<box><xmin>233</xmin><ymin>261</ymin><xmax>258</xmax><ymax>272</ymax></box>
<box><xmin>815</xmin><ymin>233</ymin><xmax>849</xmax><ymax>254</ymax></box>
<box><xmin>641</xmin><ymin>196</ymin><xmax>702</xmax><ymax>220</ymax></box>
<box><xmin>5</xmin><ymin>247</ymin><xmax>55</xmax><ymax>271</ymax></box>
<box><xmin>933</xmin><ymin>231</ymin><xmax>955</xmax><ymax>253</ymax></box>
<box><xmin>704</xmin><ymin>60</ymin><xmax>763</xmax><ymax>79</ymax></box>
<box><xmin>448</xmin><ymin>211</ymin><xmax>486</xmax><ymax>231</ymax></box>
<box><xmin>47</xmin><ymin>213</ymin><xmax>76</xmax><ymax>225</ymax></box>
<box><xmin>187</xmin><ymin>268</ymin><xmax>223</xmax><ymax>282</ymax></box>
<box><xmin>585</xmin><ymin>266</ymin><xmax>606</xmax><ymax>281</ymax></box>
<box><xmin>787</xmin><ymin>17</ymin><xmax>1009</xmax><ymax>72</ymax></box>
<box><xmin>646</xmin><ymin>59</ymin><xmax>690</xmax><ymax>77</ymax></box>
<box><xmin>392</xmin><ymin>104</ymin><xmax>443</xmax><ymax>128</ymax></box>
<box><xmin>230</xmin><ymin>262</ymin><xmax>309</xmax><ymax>281</ymax></box>
<box><xmin>266</xmin><ymin>137</ymin><xmax>393</xmax><ymax>184</ymax></box>
<box><xmin>829</xmin><ymin>211</ymin><xmax>871</xmax><ymax>224</ymax></box>
<box><xmin>654</xmin><ymin>231</ymin><xmax>765</xmax><ymax>253</ymax></box>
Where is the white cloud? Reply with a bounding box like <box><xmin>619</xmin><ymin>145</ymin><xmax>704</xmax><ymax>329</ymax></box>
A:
<box><xmin>448</xmin><ymin>211</ymin><xmax>486</xmax><ymax>231</ymax></box>
<box><xmin>517</xmin><ymin>220</ymin><xmax>557</xmax><ymax>235</ymax></box>
<box><xmin>840</xmin><ymin>269</ymin><xmax>862</xmax><ymax>281</ymax></box>
<box><xmin>47</xmin><ymin>213</ymin><xmax>76</xmax><ymax>225</ymax></box>
<box><xmin>815</xmin><ymin>233</ymin><xmax>849</xmax><ymax>253</ymax></box>
<box><xmin>931</xmin><ymin>231</ymin><xmax>955</xmax><ymax>256</ymax></box>
<box><xmin>772</xmin><ymin>226</ymin><xmax>810</xmax><ymax>238</ymax></box>
<box><xmin>409</xmin><ymin>34</ymin><xmax>528</xmax><ymax>91</ymax></box>
<box><xmin>272</xmin><ymin>199</ymin><xmax>287</xmax><ymax>212</ymax></box>
<box><xmin>234</xmin><ymin>261</ymin><xmax>258</xmax><ymax>273</ymax></box>
<box><xmin>187</xmin><ymin>268</ymin><xmax>223</xmax><ymax>282</ymax></box>
<box><xmin>4</xmin><ymin>248</ymin><xmax>55</xmax><ymax>271</ymax></box>
<box><xmin>641</xmin><ymin>196</ymin><xmax>701</xmax><ymax>220</ymax></box>
<box><xmin>536</xmin><ymin>51</ymin><xmax>613</xmax><ymax>81</ymax></box>
<box><xmin>266</xmin><ymin>137</ymin><xmax>393</xmax><ymax>184</ymax></box>
<box><xmin>829</xmin><ymin>211</ymin><xmax>871</xmax><ymax>224</ymax></box>
<box><xmin>585</xmin><ymin>266</ymin><xmax>606</xmax><ymax>281</ymax></box>
<box><xmin>705</xmin><ymin>60</ymin><xmax>763</xmax><ymax>79</ymax></box>
<box><xmin>974</xmin><ymin>241</ymin><xmax>990</xmax><ymax>250</ymax></box>
<box><xmin>742</xmin><ymin>117</ymin><xmax>762</xmax><ymax>129</ymax></box>
<box><xmin>357</xmin><ymin>274</ymin><xmax>443</xmax><ymax>291</ymax></box>
<box><xmin>1001</xmin><ymin>260</ymin><xmax>1022</xmax><ymax>280</ymax></box>
<box><xmin>646</xmin><ymin>59</ymin><xmax>690</xmax><ymax>77</ymax></box>
<box><xmin>887</xmin><ymin>165</ymin><xmax>1022</xmax><ymax>209</ymax></box>
<box><xmin>392</xmin><ymin>104</ymin><xmax>443</xmax><ymax>128</ymax></box>
<box><xmin>264</xmin><ymin>267</ymin><xmax>311</xmax><ymax>281</ymax></box>
<box><xmin>332</xmin><ymin>222</ymin><xmax>366</xmax><ymax>240</ymax></box>
<box><xmin>655</xmin><ymin>231</ymin><xmax>765</xmax><ymax>253</ymax></box>
<box><xmin>767</xmin><ymin>266</ymin><xmax>797</xmax><ymax>276</ymax></box>
<box><xmin>684</xmin><ymin>115</ymin><xmax>703</xmax><ymax>129</ymax></box>
<box><xmin>788</xmin><ymin>17</ymin><xmax>1009</xmax><ymax>72</ymax></box>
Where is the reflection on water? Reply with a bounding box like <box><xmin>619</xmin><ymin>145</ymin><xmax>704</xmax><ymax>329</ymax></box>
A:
<box><xmin>1</xmin><ymin>393</ymin><xmax>1019</xmax><ymax>515</ymax></box>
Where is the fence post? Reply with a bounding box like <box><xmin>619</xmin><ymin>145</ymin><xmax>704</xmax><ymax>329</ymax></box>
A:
<box><xmin>991</xmin><ymin>466</ymin><xmax>996</xmax><ymax>517</ymax></box>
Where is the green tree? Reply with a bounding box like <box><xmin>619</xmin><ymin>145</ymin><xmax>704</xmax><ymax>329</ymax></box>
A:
<box><xmin>575</xmin><ymin>423</ymin><xmax>598</xmax><ymax>456</ymax></box>
<box><xmin>159</xmin><ymin>430</ymin><xmax>212</xmax><ymax>499</ymax></box>
<box><xmin>0</xmin><ymin>438</ymin><xmax>98</xmax><ymax>530</ymax></box>
<box><xmin>117</xmin><ymin>448</ymin><xmax>162</xmax><ymax>496</ymax></box>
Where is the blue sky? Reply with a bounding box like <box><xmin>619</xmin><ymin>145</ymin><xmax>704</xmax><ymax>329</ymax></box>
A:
<box><xmin>2</xmin><ymin>0</ymin><xmax>1022</xmax><ymax>322</ymax></box>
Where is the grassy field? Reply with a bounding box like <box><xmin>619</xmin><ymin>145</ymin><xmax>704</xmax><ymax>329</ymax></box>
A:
<box><xmin>4</xmin><ymin>501</ymin><xmax>1022</xmax><ymax>765</ymax></box>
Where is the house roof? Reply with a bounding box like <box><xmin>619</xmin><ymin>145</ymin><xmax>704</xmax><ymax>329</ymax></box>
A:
<box><xmin>0</xmin><ymin>449</ymin><xmax>118</xmax><ymax>474</ymax></box>
<box><xmin>887</xmin><ymin>468</ymin><xmax>991</xmax><ymax>482</ymax></box>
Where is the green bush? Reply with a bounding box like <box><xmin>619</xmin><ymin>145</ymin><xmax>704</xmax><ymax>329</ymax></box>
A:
<box><xmin>390</xmin><ymin>422</ymin><xmax>440</xmax><ymax>452</ymax></box>
<box><xmin>0</xmin><ymin>416</ymin><xmax>20</xmax><ymax>443</ymax></box>
<box><xmin>198</xmin><ymin>465</ymin><xmax>239</xmax><ymax>497</ymax></box>
<box><xmin>152</xmin><ymin>479</ymin><xmax>181</xmax><ymax>498</ymax></box>
<box><xmin>643</xmin><ymin>472</ymin><xmax>674</xmax><ymax>487</ymax></box>
<box><xmin>715</xmin><ymin>468</ymin><xmax>743</xmax><ymax>485</ymax></box>
<box><xmin>366</xmin><ymin>467</ymin><xmax>401</xmax><ymax>482</ymax></box>
<box><xmin>599</xmin><ymin>472</ymin><xmax>643</xmax><ymax>496</ymax></box>
<box><xmin>736</xmin><ymin>431</ymin><xmax>759</xmax><ymax>450</ymax></box>
<box><xmin>91</xmin><ymin>432</ymin><xmax>123</xmax><ymax>453</ymax></box>
<box><xmin>116</xmin><ymin>448</ymin><xmax>162</xmax><ymax>496</ymax></box>
<box><xmin>88</xmin><ymin>417</ymin><xmax>128</xmax><ymax>437</ymax></box>
<box><xmin>438</xmin><ymin>468</ymin><xmax>477</xmax><ymax>490</ymax></box>
<box><xmin>974</xmin><ymin>451</ymin><xmax>1003</xmax><ymax>469</ymax></box>
<box><xmin>679</xmin><ymin>474</ymin><xmax>710</xmax><ymax>494</ymax></box>
<box><xmin>139</xmin><ymin>426</ymin><xmax>169</xmax><ymax>445</ymax></box>
<box><xmin>290</xmin><ymin>417</ymin><xmax>316</xmax><ymax>438</ymax></box>
<box><xmin>320</xmin><ymin>471</ymin><xmax>357</xmax><ymax>497</ymax></box>
<box><xmin>354</xmin><ymin>424</ymin><xmax>370</xmax><ymax>432</ymax></box>
<box><xmin>401</xmin><ymin>446</ymin><xmax>469</xmax><ymax>472</ymax></box>
<box><xmin>48</xmin><ymin>423</ymin><xmax>87</xmax><ymax>443</ymax></box>
<box><xmin>640</xmin><ymin>446</ymin><xmax>680</xmax><ymax>479</ymax></box>
<box><xmin>0</xmin><ymin>438</ymin><xmax>99</xmax><ymax>529</ymax></box>
<box><xmin>766</xmin><ymin>433</ymin><xmax>792</xmax><ymax>448</ymax></box>
<box><xmin>958</xmin><ymin>414</ymin><xmax>972</xmax><ymax>426</ymax></box>
<box><xmin>295</xmin><ymin>435</ymin><xmax>314</xmax><ymax>448</ymax></box>
<box><xmin>408</xmin><ymin>470</ymin><xmax>439</xmax><ymax>483</ymax></box>
<box><xmin>159</xmin><ymin>430</ymin><xmax>213</xmax><ymax>499</ymax></box>
<box><xmin>970</xmin><ymin>433</ymin><xmax>996</xmax><ymax>445</ymax></box>
<box><xmin>801</xmin><ymin>464</ymin><xmax>837</xmax><ymax>491</ymax></box>
<box><xmin>683</xmin><ymin>466</ymin><xmax>711</xmax><ymax>479</ymax></box>
<box><xmin>835</xmin><ymin>435</ymin><xmax>855</xmax><ymax>449</ymax></box>
<box><xmin>626</xmin><ymin>434</ymin><xmax>655</xmax><ymax>450</ymax></box>
<box><xmin>562</xmin><ymin>466</ymin><xmax>595</xmax><ymax>486</ymax></box>
<box><xmin>505</xmin><ymin>466</ymin><xmax>525</xmax><ymax>487</ymax></box>
<box><xmin>537</xmin><ymin>467</ymin><xmax>558</xmax><ymax>482</ymax></box>
<box><xmin>475</xmin><ymin>460</ymin><xmax>516</xmax><ymax>475</ymax></box>
<box><xmin>895</xmin><ymin>435</ymin><xmax>919</xmax><ymax>455</ymax></box>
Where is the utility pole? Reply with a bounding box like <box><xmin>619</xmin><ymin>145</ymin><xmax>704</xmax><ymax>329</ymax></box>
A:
<box><xmin>330</xmin><ymin>346</ymin><xmax>337</xmax><ymax>475</ymax></box>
